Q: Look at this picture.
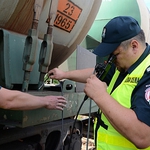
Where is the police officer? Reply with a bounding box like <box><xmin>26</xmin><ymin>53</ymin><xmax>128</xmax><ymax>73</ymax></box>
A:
<box><xmin>48</xmin><ymin>16</ymin><xmax>150</xmax><ymax>149</ymax></box>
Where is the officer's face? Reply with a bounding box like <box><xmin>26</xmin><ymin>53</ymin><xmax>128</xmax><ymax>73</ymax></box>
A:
<box><xmin>113</xmin><ymin>43</ymin><xmax>134</xmax><ymax>73</ymax></box>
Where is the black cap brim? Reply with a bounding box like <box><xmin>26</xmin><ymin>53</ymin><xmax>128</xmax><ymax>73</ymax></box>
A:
<box><xmin>93</xmin><ymin>42</ymin><xmax>121</xmax><ymax>57</ymax></box>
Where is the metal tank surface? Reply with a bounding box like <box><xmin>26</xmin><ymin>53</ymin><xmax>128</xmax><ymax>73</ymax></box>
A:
<box><xmin>0</xmin><ymin>0</ymin><xmax>102</xmax><ymax>69</ymax></box>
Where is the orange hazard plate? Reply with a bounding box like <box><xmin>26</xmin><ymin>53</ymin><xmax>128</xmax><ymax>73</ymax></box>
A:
<box><xmin>54</xmin><ymin>0</ymin><xmax>82</xmax><ymax>32</ymax></box>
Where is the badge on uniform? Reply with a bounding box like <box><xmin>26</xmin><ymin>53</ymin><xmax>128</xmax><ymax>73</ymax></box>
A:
<box><xmin>145</xmin><ymin>87</ymin><xmax>150</xmax><ymax>104</ymax></box>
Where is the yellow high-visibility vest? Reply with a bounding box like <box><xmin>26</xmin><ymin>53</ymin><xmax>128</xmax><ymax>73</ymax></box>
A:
<box><xmin>95</xmin><ymin>54</ymin><xmax>150</xmax><ymax>150</ymax></box>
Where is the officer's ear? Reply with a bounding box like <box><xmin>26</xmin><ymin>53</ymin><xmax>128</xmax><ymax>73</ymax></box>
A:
<box><xmin>130</xmin><ymin>40</ymin><xmax>138</xmax><ymax>54</ymax></box>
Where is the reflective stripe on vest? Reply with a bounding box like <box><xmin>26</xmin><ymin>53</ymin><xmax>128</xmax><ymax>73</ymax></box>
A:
<box><xmin>95</xmin><ymin>54</ymin><xmax>150</xmax><ymax>150</ymax></box>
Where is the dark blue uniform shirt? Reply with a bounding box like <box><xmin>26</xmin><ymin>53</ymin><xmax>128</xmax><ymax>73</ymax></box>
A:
<box><xmin>104</xmin><ymin>43</ymin><xmax>150</xmax><ymax>126</ymax></box>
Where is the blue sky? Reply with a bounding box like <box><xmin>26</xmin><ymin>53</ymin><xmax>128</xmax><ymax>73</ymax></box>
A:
<box><xmin>144</xmin><ymin>0</ymin><xmax>150</xmax><ymax>11</ymax></box>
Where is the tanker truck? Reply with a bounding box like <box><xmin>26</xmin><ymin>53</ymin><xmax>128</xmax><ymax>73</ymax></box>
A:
<box><xmin>0</xmin><ymin>0</ymin><xmax>149</xmax><ymax>150</ymax></box>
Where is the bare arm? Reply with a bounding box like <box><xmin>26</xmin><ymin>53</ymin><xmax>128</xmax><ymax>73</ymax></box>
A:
<box><xmin>84</xmin><ymin>75</ymin><xmax>150</xmax><ymax>149</ymax></box>
<box><xmin>48</xmin><ymin>68</ymin><xmax>94</xmax><ymax>83</ymax></box>
<box><xmin>0</xmin><ymin>87</ymin><xmax>67</xmax><ymax>110</ymax></box>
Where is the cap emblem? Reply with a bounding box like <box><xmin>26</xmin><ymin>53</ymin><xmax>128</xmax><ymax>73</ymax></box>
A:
<box><xmin>102</xmin><ymin>27</ymin><xmax>106</xmax><ymax>39</ymax></box>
